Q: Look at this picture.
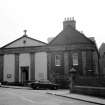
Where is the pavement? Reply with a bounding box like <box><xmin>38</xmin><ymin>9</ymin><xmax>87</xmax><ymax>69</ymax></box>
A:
<box><xmin>47</xmin><ymin>90</ymin><xmax>105</xmax><ymax>105</ymax></box>
<box><xmin>1</xmin><ymin>85</ymin><xmax>32</xmax><ymax>90</ymax></box>
<box><xmin>1</xmin><ymin>85</ymin><xmax>105</xmax><ymax>105</ymax></box>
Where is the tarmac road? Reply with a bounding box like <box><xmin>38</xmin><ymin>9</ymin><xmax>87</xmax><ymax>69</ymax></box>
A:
<box><xmin>0</xmin><ymin>87</ymin><xmax>97</xmax><ymax>105</ymax></box>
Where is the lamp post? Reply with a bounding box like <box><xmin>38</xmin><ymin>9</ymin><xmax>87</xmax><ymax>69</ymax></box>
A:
<box><xmin>69</xmin><ymin>67</ymin><xmax>76</xmax><ymax>93</ymax></box>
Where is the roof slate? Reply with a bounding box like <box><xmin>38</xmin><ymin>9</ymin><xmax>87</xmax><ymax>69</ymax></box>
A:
<box><xmin>48</xmin><ymin>26</ymin><xmax>94</xmax><ymax>46</ymax></box>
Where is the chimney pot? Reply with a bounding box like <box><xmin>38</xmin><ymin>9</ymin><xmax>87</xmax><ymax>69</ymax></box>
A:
<box><xmin>67</xmin><ymin>17</ymin><xmax>69</xmax><ymax>20</ymax></box>
<box><xmin>63</xmin><ymin>17</ymin><xmax>76</xmax><ymax>29</ymax></box>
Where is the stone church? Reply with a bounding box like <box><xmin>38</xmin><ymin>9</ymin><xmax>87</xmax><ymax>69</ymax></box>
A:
<box><xmin>0</xmin><ymin>18</ymin><xmax>99</xmax><ymax>86</ymax></box>
<box><xmin>0</xmin><ymin>31</ymin><xmax>48</xmax><ymax>83</ymax></box>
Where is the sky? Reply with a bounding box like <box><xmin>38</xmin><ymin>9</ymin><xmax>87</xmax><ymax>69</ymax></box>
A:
<box><xmin>0</xmin><ymin>0</ymin><xmax>105</xmax><ymax>48</ymax></box>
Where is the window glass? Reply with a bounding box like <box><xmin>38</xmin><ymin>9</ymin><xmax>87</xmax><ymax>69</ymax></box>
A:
<box><xmin>55</xmin><ymin>55</ymin><xmax>61</xmax><ymax>66</ymax></box>
<box><xmin>72</xmin><ymin>53</ymin><xmax>78</xmax><ymax>66</ymax></box>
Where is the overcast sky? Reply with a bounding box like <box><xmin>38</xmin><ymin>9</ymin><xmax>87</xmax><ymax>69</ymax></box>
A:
<box><xmin>0</xmin><ymin>0</ymin><xmax>105</xmax><ymax>48</ymax></box>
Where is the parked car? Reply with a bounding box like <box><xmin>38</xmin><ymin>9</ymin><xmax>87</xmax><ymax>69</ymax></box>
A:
<box><xmin>29</xmin><ymin>80</ymin><xmax>59</xmax><ymax>90</ymax></box>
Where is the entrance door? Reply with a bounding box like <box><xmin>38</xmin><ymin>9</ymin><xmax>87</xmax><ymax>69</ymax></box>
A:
<box><xmin>21</xmin><ymin>67</ymin><xmax>29</xmax><ymax>83</ymax></box>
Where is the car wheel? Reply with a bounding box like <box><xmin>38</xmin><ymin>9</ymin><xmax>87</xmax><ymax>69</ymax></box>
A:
<box><xmin>36</xmin><ymin>86</ymin><xmax>40</xmax><ymax>89</ymax></box>
<box><xmin>50</xmin><ymin>86</ymin><xmax>57</xmax><ymax>90</ymax></box>
<box><xmin>54</xmin><ymin>86</ymin><xmax>58</xmax><ymax>90</ymax></box>
<box><xmin>32</xmin><ymin>86</ymin><xmax>36</xmax><ymax>90</ymax></box>
<box><xmin>31</xmin><ymin>85</ymin><xmax>36</xmax><ymax>90</ymax></box>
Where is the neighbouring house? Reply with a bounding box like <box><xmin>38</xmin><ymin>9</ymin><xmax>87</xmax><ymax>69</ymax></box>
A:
<box><xmin>0</xmin><ymin>18</ymin><xmax>99</xmax><ymax>87</ymax></box>
<box><xmin>99</xmin><ymin>43</ymin><xmax>105</xmax><ymax>75</ymax></box>
<box><xmin>47</xmin><ymin>18</ymin><xmax>99</xmax><ymax>86</ymax></box>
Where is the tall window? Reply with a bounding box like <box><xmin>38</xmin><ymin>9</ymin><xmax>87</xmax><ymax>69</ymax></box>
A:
<box><xmin>72</xmin><ymin>53</ymin><xmax>78</xmax><ymax>66</ymax></box>
<box><xmin>55</xmin><ymin>55</ymin><xmax>61</xmax><ymax>66</ymax></box>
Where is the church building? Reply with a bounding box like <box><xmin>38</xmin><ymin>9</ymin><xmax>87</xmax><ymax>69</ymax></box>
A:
<box><xmin>0</xmin><ymin>30</ymin><xmax>48</xmax><ymax>83</ymax></box>
<box><xmin>0</xmin><ymin>18</ymin><xmax>99</xmax><ymax>87</ymax></box>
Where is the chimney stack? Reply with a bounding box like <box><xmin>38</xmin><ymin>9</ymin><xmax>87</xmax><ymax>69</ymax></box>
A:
<box><xmin>63</xmin><ymin>17</ymin><xmax>76</xmax><ymax>29</ymax></box>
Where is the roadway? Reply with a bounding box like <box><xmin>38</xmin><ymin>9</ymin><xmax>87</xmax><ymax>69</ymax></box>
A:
<box><xmin>0</xmin><ymin>87</ymin><xmax>97</xmax><ymax>105</ymax></box>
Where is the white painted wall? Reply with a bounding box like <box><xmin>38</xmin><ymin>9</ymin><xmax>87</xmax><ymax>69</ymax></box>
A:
<box><xmin>4</xmin><ymin>54</ymin><xmax>15</xmax><ymax>82</ymax></box>
<box><xmin>35</xmin><ymin>52</ymin><xmax>47</xmax><ymax>81</ymax></box>
<box><xmin>19</xmin><ymin>53</ymin><xmax>30</xmax><ymax>82</ymax></box>
<box><xmin>3</xmin><ymin>52</ymin><xmax>47</xmax><ymax>82</ymax></box>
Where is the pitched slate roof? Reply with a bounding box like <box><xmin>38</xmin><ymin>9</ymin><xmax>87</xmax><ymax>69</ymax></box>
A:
<box><xmin>48</xmin><ymin>25</ymin><xmax>94</xmax><ymax>46</ymax></box>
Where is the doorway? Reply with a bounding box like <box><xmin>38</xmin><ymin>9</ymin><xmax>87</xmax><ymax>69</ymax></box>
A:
<box><xmin>21</xmin><ymin>67</ymin><xmax>29</xmax><ymax>83</ymax></box>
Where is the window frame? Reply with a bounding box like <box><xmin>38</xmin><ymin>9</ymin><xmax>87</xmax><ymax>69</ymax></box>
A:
<box><xmin>55</xmin><ymin>54</ymin><xmax>62</xmax><ymax>66</ymax></box>
<box><xmin>72</xmin><ymin>53</ymin><xmax>79</xmax><ymax>66</ymax></box>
